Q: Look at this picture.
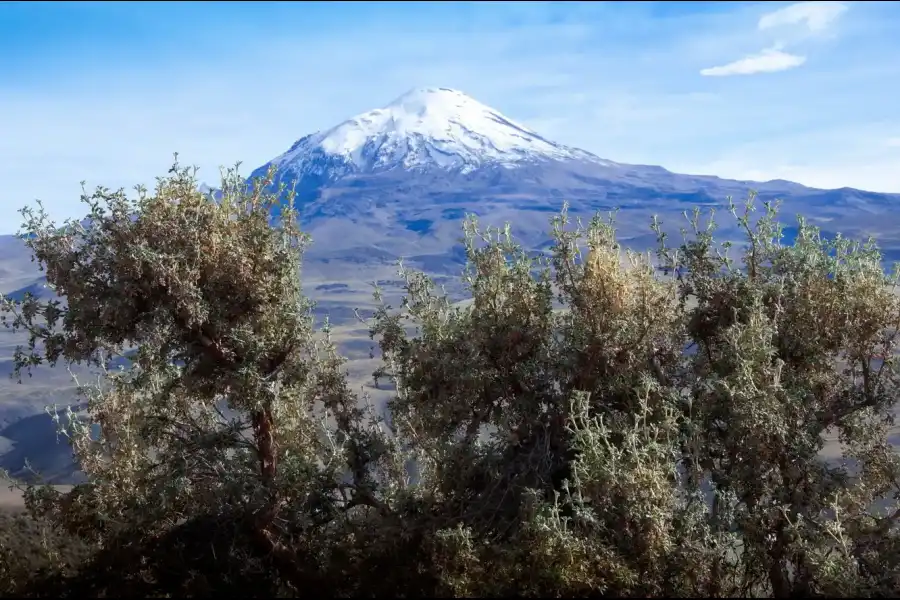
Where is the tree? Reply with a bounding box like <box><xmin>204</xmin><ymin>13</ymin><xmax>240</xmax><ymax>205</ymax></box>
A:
<box><xmin>1</xmin><ymin>160</ymin><xmax>404</xmax><ymax>595</ymax></box>
<box><xmin>370</xmin><ymin>198</ymin><xmax>900</xmax><ymax>596</ymax></box>
<box><xmin>2</xmin><ymin>159</ymin><xmax>900</xmax><ymax>597</ymax></box>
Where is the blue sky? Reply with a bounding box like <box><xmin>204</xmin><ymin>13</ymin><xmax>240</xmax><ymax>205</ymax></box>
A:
<box><xmin>1</xmin><ymin>0</ymin><xmax>899</xmax><ymax>233</ymax></box>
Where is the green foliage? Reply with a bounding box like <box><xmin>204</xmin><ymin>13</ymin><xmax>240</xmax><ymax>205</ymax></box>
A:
<box><xmin>2</xmin><ymin>161</ymin><xmax>900</xmax><ymax>597</ymax></box>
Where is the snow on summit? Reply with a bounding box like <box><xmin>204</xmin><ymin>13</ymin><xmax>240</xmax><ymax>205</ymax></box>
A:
<box><xmin>268</xmin><ymin>88</ymin><xmax>608</xmax><ymax>177</ymax></box>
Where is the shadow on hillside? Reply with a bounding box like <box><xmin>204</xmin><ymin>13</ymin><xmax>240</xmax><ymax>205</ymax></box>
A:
<box><xmin>0</xmin><ymin>411</ymin><xmax>86</xmax><ymax>485</ymax></box>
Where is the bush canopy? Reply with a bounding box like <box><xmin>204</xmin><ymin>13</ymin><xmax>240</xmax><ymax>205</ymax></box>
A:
<box><xmin>2</xmin><ymin>161</ymin><xmax>900</xmax><ymax>597</ymax></box>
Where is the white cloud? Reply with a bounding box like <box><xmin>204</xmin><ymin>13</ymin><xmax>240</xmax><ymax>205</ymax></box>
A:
<box><xmin>699</xmin><ymin>2</ymin><xmax>849</xmax><ymax>78</ymax></box>
<box><xmin>700</xmin><ymin>47</ymin><xmax>806</xmax><ymax>77</ymax></box>
<box><xmin>758</xmin><ymin>1</ymin><xmax>848</xmax><ymax>33</ymax></box>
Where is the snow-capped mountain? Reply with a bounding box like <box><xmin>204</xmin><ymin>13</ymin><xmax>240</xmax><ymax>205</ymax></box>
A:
<box><xmin>250</xmin><ymin>87</ymin><xmax>613</xmax><ymax>189</ymax></box>
<box><xmin>236</xmin><ymin>86</ymin><xmax>900</xmax><ymax>283</ymax></box>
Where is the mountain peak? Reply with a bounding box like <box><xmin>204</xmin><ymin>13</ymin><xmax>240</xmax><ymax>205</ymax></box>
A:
<box><xmin>383</xmin><ymin>86</ymin><xmax>482</xmax><ymax>114</ymax></box>
<box><xmin>262</xmin><ymin>88</ymin><xmax>611</xmax><ymax>184</ymax></box>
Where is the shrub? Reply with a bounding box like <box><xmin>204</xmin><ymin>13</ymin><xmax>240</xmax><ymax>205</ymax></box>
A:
<box><xmin>2</xmin><ymin>162</ymin><xmax>900</xmax><ymax>597</ymax></box>
<box><xmin>0</xmin><ymin>505</ymin><xmax>92</xmax><ymax>596</ymax></box>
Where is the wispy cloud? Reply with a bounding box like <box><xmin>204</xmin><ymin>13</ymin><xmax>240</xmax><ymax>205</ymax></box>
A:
<box><xmin>758</xmin><ymin>1</ymin><xmax>849</xmax><ymax>33</ymax></box>
<box><xmin>700</xmin><ymin>1</ymin><xmax>849</xmax><ymax>77</ymax></box>
<box><xmin>0</xmin><ymin>1</ymin><xmax>898</xmax><ymax>233</ymax></box>
<box><xmin>701</xmin><ymin>47</ymin><xmax>806</xmax><ymax>77</ymax></box>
